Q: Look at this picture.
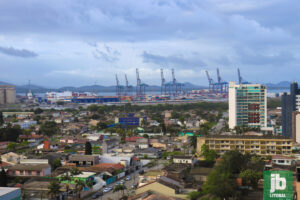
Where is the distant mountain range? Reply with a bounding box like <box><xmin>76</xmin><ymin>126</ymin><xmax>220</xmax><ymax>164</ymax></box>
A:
<box><xmin>0</xmin><ymin>81</ymin><xmax>206</xmax><ymax>93</ymax></box>
<box><xmin>0</xmin><ymin>80</ymin><xmax>291</xmax><ymax>93</ymax></box>
<box><xmin>265</xmin><ymin>81</ymin><xmax>291</xmax><ymax>89</ymax></box>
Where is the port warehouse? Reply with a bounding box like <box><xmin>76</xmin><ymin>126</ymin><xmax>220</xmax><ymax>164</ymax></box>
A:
<box><xmin>37</xmin><ymin>97</ymin><xmax>121</xmax><ymax>103</ymax></box>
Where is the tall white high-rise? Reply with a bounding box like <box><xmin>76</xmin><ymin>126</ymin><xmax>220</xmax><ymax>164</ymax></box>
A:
<box><xmin>228</xmin><ymin>82</ymin><xmax>267</xmax><ymax>129</ymax></box>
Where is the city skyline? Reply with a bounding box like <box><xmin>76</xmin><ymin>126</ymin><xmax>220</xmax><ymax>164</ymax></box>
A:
<box><xmin>1</xmin><ymin>0</ymin><xmax>300</xmax><ymax>87</ymax></box>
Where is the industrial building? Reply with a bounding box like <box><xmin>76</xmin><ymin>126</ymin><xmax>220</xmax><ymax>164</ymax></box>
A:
<box><xmin>196</xmin><ymin>135</ymin><xmax>292</xmax><ymax>156</ymax></box>
<box><xmin>228</xmin><ymin>82</ymin><xmax>267</xmax><ymax>129</ymax></box>
<box><xmin>282</xmin><ymin>82</ymin><xmax>300</xmax><ymax>138</ymax></box>
<box><xmin>0</xmin><ymin>85</ymin><xmax>16</xmax><ymax>104</ymax></box>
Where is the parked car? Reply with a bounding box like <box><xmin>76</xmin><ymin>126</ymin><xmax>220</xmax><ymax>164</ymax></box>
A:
<box><xmin>103</xmin><ymin>187</ymin><xmax>111</xmax><ymax>193</ymax></box>
<box><xmin>120</xmin><ymin>180</ymin><xmax>125</xmax><ymax>184</ymax></box>
<box><xmin>125</xmin><ymin>176</ymin><xmax>131</xmax><ymax>181</ymax></box>
<box><xmin>139</xmin><ymin>169</ymin><xmax>144</xmax><ymax>175</ymax></box>
<box><xmin>92</xmin><ymin>192</ymin><xmax>103</xmax><ymax>199</ymax></box>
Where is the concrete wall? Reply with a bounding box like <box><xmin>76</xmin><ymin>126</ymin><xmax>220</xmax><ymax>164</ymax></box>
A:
<box><xmin>228</xmin><ymin>82</ymin><xmax>236</xmax><ymax>129</ymax></box>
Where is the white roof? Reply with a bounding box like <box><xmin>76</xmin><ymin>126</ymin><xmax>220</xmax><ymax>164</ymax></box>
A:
<box><xmin>0</xmin><ymin>187</ymin><xmax>20</xmax><ymax>196</ymax></box>
<box><xmin>59</xmin><ymin>171</ymin><xmax>96</xmax><ymax>178</ymax></box>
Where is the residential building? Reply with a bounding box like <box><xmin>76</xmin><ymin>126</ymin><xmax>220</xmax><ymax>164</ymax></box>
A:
<box><xmin>173</xmin><ymin>155</ymin><xmax>196</xmax><ymax>165</ymax></box>
<box><xmin>190</xmin><ymin>167</ymin><xmax>213</xmax><ymax>184</ymax></box>
<box><xmin>68</xmin><ymin>155</ymin><xmax>100</xmax><ymax>166</ymax></box>
<box><xmin>0</xmin><ymin>85</ymin><xmax>16</xmax><ymax>104</ymax></box>
<box><xmin>196</xmin><ymin>135</ymin><xmax>292</xmax><ymax>156</ymax></box>
<box><xmin>134</xmin><ymin>148</ymin><xmax>162</xmax><ymax>159</ymax></box>
<box><xmin>136</xmin><ymin>176</ymin><xmax>186</xmax><ymax>199</ymax></box>
<box><xmin>282</xmin><ymin>82</ymin><xmax>300</xmax><ymax>138</ymax></box>
<box><xmin>272</xmin><ymin>155</ymin><xmax>295</xmax><ymax>166</ymax></box>
<box><xmin>228</xmin><ymin>82</ymin><xmax>267</xmax><ymax>129</ymax></box>
<box><xmin>292</xmin><ymin>111</ymin><xmax>300</xmax><ymax>143</ymax></box>
<box><xmin>7</xmin><ymin>163</ymin><xmax>51</xmax><ymax>177</ymax></box>
<box><xmin>1</xmin><ymin>152</ymin><xmax>26</xmax><ymax>165</ymax></box>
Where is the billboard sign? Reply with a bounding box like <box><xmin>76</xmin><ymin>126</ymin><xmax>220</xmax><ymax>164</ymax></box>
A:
<box><xmin>263</xmin><ymin>170</ymin><xmax>293</xmax><ymax>200</ymax></box>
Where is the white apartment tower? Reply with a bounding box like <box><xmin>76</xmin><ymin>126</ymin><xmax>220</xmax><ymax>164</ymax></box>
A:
<box><xmin>228</xmin><ymin>82</ymin><xmax>267</xmax><ymax>129</ymax></box>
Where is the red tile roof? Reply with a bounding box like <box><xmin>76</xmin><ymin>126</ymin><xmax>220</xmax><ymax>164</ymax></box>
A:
<box><xmin>93</xmin><ymin>163</ymin><xmax>124</xmax><ymax>170</ymax></box>
<box><xmin>19</xmin><ymin>134</ymin><xmax>43</xmax><ymax>139</ymax></box>
<box><xmin>125</xmin><ymin>136</ymin><xmax>143</xmax><ymax>142</ymax></box>
<box><xmin>0</xmin><ymin>161</ymin><xmax>11</xmax><ymax>167</ymax></box>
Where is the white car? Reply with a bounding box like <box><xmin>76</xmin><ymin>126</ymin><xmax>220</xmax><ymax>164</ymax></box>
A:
<box><xmin>125</xmin><ymin>176</ymin><xmax>131</xmax><ymax>181</ymax></box>
<box><xmin>103</xmin><ymin>187</ymin><xmax>111</xmax><ymax>193</ymax></box>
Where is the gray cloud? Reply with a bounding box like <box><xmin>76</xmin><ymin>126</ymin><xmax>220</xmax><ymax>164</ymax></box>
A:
<box><xmin>0</xmin><ymin>0</ymin><xmax>300</xmax><ymax>86</ymax></box>
<box><xmin>0</xmin><ymin>46</ymin><xmax>38</xmax><ymax>58</ymax></box>
<box><xmin>236</xmin><ymin>48</ymin><xmax>295</xmax><ymax>65</ymax></box>
<box><xmin>142</xmin><ymin>51</ymin><xmax>206</xmax><ymax>68</ymax></box>
<box><xmin>93</xmin><ymin>44</ymin><xmax>120</xmax><ymax>63</ymax></box>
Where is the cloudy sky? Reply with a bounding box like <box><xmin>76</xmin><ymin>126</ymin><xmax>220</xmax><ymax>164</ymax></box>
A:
<box><xmin>0</xmin><ymin>0</ymin><xmax>300</xmax><ymax>87</ymax></box>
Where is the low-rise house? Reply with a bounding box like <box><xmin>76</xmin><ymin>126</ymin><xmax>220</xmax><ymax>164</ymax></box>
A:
<box><xmin>1</xmin><ymin>152</ymin><xmax>26</xmax><ymax>165</ymax></box>
<box><xmin>68</xmin><ymin>154</ymin><xmax>100</xmax><ymax>166</ymax></box>
<box><xmin>102</xmin><ymin>138</ymin><xmax>119</xmax><ymax>154</ymax></box>
<box><xmin>101</xmin><ymin>153</ymin><xmax>138</xmax><ymax>173</ymax></box>
<box><xmin>272</xmin><ymin>155</ymin><xmax>295</xmax><ymax>166</ymax></box>
<box><xmin>137</xmin><ymin>138</ymin><xmax>149</xmax><ymax>149</ymax></box>
<box><xmin>14</xmin><ymin>120</ymin><xmax>37</xmax><ymax>129</ymax></box>
<box><xmin>173</xmin><ymin>155</ymin><xmax>196</xmax><ymax>165</ymax></box>
<box><xmin>0</xmin><ymin>141</ymin><xmax>9</xmax><ymax>152</ymax></box>
<box><xmin>59</xmin><ymin>136</ymin><xmax>77</xmax><ymax>144</ymax></box>
<box><xmin>126</xmin><ymin>136</ymin><xmax>143</xmax><ymax>143</ymax></box>
<box><xmin>134</xmin><ymin>148</ymin><xmax>162</xmax><ymax>159</ymax></box>
<box><xmin>19</xmin><ymin>134</ymin><xmax>43</xmax><ymax>145</ymax></box>
<box><xmin>7</xmin><ymin>163</ymin><xmax>51</xmax><ymax>177</ymax></box>
<box><xmin>136</xmin><ymin>176</ymin><xmax>186</xmax><ymax>199</ymax></box>
<box><xmin>190</xmin><ymin>167</ymin><xmax>213</xmax><ymax>185</ymax></box>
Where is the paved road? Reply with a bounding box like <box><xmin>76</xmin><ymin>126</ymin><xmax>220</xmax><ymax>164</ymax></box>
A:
<box><xmin>87</xmin><ymin>171</ymin><xmax>139</xmax><ymax>200</ymax></box>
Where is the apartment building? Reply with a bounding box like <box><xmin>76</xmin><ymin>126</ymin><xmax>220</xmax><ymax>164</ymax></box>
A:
<box><xmin>228</xmin><ymin>82</ymin><xmax>267</xmax><ymax>129</ymax></box>
<box><xmin>197</xmin><ymin>135</ymin><xmax>292</xmax><ymax>156</ymax></box>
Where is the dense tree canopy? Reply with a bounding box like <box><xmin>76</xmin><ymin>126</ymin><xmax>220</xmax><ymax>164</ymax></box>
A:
<box><xmin>39</xmin><ymin>121</ymin><xmax>58</xmax><ymax>136</ymax></box>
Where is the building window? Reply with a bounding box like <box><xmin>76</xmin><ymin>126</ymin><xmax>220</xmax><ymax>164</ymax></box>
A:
<box><xmin>20</xmin><ymin>170</ymin><xmax>24</xmax><ymax>175</ymax></box>
<box><xmin>278</xmin><ymin>160</ymin><xmax>284</xmax><ymax>163</ymax></box>
<box><xmin>37</xmin><ymin>171</ymin><xmax>41</xmax><ymax>176</ymax></box>
<box><xmin>28</xmin><ymin>171</ymin><xmax>32</xmax><ymax>175</ymax></box>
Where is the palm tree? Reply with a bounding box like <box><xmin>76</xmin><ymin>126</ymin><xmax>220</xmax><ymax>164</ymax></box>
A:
<box><xmin>48</xmin><ymin>180</ymin><xmax>61</xmax><ymax>200</ymax></box>
<box><xmin>70</xmin><ymin>167</ymin><xmax>82</xmax><ymax>176</ymax></box>
<box><xmin>61</xmin><ymin>173</ymin><xmax>72</xmax><ymax>199</ymax></box>
<box><xmin>113</xmin><ymin>184</ymin><xmax>127</xmax><ymax>199</ymax></box>
<box><xmin>74</xmin><ymin>179</ymin><xmax>86</xmax><ymax>199</ymax></box>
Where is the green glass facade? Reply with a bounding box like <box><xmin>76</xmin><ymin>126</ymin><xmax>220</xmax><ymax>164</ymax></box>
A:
<box><xmin>235</xmin><ymin>85</ymin><xmax>266</xmax><ymax>128</ymax></box>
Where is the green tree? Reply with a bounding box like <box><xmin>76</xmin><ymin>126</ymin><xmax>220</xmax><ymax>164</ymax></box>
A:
<box><xmin>240</xmin><ymin>169</ymin><xmax>262</xmax><ymax>188</ymax></box>
<box><xmin>61</xmin><ymin>173</ymin><xmax>72</xmax><ymax>200</ymax></box>
<box><xmin>188</xmin><ymin>191</ymin><xmax>201</xmax><ymax>200</ymax></box>
<box><xmin>219</xmin><ymin>150</ymin><xmax>245</xmax><ymax>174</ymax></box>
<box><xmin>48</xmin><ymin>180</ymin><xmax>61</xmax><ymax>200</ymax></box>
<box><xmin>0</xmin><ymin>168</ymin><xmax>7</xmax><ymax>187</ymax></box>
<box><xmin>88</xmin><ymin>104</ymin><xmax>99</xmax><ymax>112</ymax></box>
<box><xmin>202</xmin><ymin>167</ymin><xmax>237</xmax><ymax>199</ymax></box>
<box><xmin>70</xmin><ymin>167</ymin><xmax>82</xmax><ymax>176</ymax></box>
<box><xmin>201</xmin><ymin>144</ymin><xmax>218</xmax><ymax>162</ymax></box>
<box><xmin>7</xmin><ymin>142</ymin><xmax>17</xmax><ymax>151</ymax></box>
<box><xmin>39</xmin><ymin>121</ymin><xmax>58</xmax><ymax>137</ymax></box>
<box><xmin>113</xmin><ymin>184</ymin><xmax>127</xmax><ymax>198</ymax></box>
<box><xmin>74</xmin><ymin>179</ymin><xmax>86</xmax><ymax>199</ymax></box>
<box><xmin>52</xmin><ymin>159</ymin><xmax>62</xmax><ymax>171</ymax></box>
<box><xmin>85</xmin><ymin>141</ymin><xmax>92</xmax><ymax>155</ymax></box>
<box><xmin>97</xmin><ymin>122</ymin><xmax>107</xmax><ymax>130</ymax></box>
<box><xmin>0</xmin><ymin>112</ymin><xmax>3</xmax><ymax>126</ymax></box>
